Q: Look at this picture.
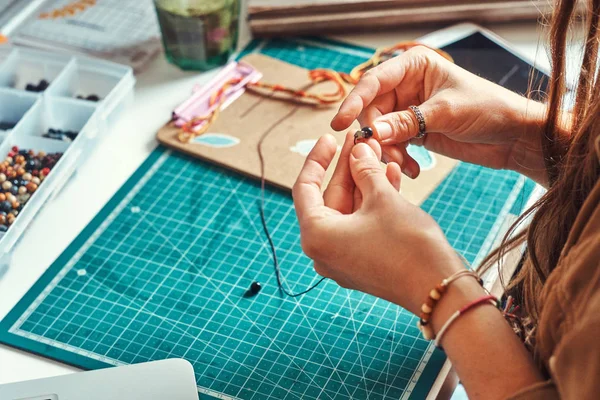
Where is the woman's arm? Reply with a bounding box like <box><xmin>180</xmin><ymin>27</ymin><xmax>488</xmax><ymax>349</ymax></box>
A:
<box><xmin>293</xmin><ymin>134</ymin><xmax>545</xmax><ymax>399</ymax></box>
<box><xmin>429</xmin><ymin>277</ymin><xmax>544</xmax><ymax>399</ymax></box>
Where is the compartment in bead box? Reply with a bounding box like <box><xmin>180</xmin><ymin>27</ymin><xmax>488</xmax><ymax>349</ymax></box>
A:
<box><xmin>0</xmin><ymin>46</ymin><xmax>134</xmax><ymax>269</ymax></box>
<box><xmin>0</xmin><ymin>89</ymin><xmax>38</xmax><ymax>133</ymax></box>
<box><xmin>48</xmin><ymin>57</ymin><xmax>130</xmax><ymax>104</ymax></box>
<box><xmin>0</xmin><ymin>135</ymin><xmax>70</xmax><ymax>234</ymax></box>
<box><xmin>16</xmin><ymin>97</ymin><xmax>97</xmax><ymax>142</ymax></box>
<box><xmin>0</xmin><ymin>48</ymin><xmax>70</xmax><ymax>92</ymax></box>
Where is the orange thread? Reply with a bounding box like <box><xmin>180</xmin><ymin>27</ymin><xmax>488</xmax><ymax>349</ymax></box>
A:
<box><xmin>39</xmin><ymin>0</ymin><xmax>96</xmax><ymax>19</ymax></box>
<box><xmin>177</xmin><ymin>41</ymin><xmax>454</xmax><ymax>143</ymax></box>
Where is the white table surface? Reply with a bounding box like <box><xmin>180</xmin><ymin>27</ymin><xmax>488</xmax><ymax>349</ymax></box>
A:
<box><xmin>0</xmin><ymin>21</ymin><xmax>550</xmax><ymax>386</ymax></box>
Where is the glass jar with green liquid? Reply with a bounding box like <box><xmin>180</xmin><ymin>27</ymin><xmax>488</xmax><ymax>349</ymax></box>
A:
<box><xmin>153</xmin><ymin>0</ymin><xmax>240</xmax><ymax>71</ymax></box>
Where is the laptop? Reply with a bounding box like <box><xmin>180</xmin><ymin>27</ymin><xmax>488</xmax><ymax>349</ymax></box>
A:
<box><xmin>0</xmin><ymin>358</ymin><xmax>199</xmax><ymax>400</ymax></box>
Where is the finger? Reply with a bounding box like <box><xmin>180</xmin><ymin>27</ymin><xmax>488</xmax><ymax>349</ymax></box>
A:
<box><xmin>323</xmin><ymin>132</ymin><xmax>355</xmax><ymax>214</ymax></box>
<box><xmin>386</xmin><ymin>162</ymin><xmax>402</xmax><ymax>192</ymax></box>
<box><xmin>364</xmin><ymin>137</ymin><xmax>383</xmax><ymax>161</ymax></box>
<box><xmin>352</xmin><ymin>138</ymin><xmax>381</xmax><ymax>212</ymax></box>
<box><xmin>353</xmin><ymin>186</ymin><xmax>363</xmax><ymax>212</ymax></box>
<box><xmin>357</xmin><ymin>91</ymin><xmax>396</xmax><ymax>130</ymax></box>
<box><xmin>292</xmin><ymin>134</ymin><xmax>338</xmax><ymax>222</ymax></box>
<box><xmin>349</xmin><ymin>143</ymin><xmax>392</xmax><ymax>203</ymax></box>
<box><xmin>382</xmin><ymin>146</ymin><xmax>403</xmax><ymax>166</ymax></box>
<box><xmin>331</xmin><ymin>48</ymin><xmax>434</xmax><ymax>131</ymax></box>
<box><xmin>373</xmin><ymin>104</ymin><xmax>435</xmax><ymax>143</ymax></box>
<box><xmin>384</xmin><ymin>144</ymin><xmax>421</xmax><ymax>179</ymax></box>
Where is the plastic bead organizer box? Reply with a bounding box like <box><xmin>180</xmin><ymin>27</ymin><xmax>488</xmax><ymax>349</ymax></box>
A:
<box><xmin>0</xmin><ymin>37</ymin><xmax>537</xmax><ymax>399</ymax></box>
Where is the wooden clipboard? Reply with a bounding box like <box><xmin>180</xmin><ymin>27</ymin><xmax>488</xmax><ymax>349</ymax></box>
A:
<box><xmin>157</xmin><ymin>53</ymin><xmax>458</xmax><ymax>206</ymax></box>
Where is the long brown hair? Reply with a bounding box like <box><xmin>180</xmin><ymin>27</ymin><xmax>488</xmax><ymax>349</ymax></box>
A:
<box><xmin>479</xmin><ymin>0</ymin><xmax>600</xmax><ymax>349</ymax></box>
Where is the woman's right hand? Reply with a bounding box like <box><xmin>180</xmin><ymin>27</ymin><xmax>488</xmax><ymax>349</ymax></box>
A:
<box><xmin>331</xmin><ymin>46</ymin><xmax>548</xmax><ymax>183</ymax></box>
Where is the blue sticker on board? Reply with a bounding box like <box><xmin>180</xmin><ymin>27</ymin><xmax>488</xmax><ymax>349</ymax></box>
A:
<box><xmin>290</xmin><ymin>139</ymin><xmax>341</xmax><ymax>157</ymax></box>
<box><xmin>407</xmin><ymin>144</ymin><xmax>436</xmax><ymax>170</ymax></box>
<box><xmin>193</xmin><ymin>133</ymin><xmax>240</xmax><ymax>148</ymax></box>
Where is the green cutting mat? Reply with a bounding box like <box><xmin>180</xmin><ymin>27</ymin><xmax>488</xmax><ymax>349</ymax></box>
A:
<box><xmin>0</xmin><ymin>37</ymin><xmax>536</xmax><ymax>400</ymax></box>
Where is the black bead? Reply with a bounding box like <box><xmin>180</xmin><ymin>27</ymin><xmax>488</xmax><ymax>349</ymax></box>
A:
<box><xmin>0</xmin><ymin>225</ymin><xmax>7</xmax><ymax>232</ymax></box>
<box><xmin>361</xmin><ymin>126</ymin><xmax>374</xmax><ymax>139</ymax></box>
<box><xmin>9</xmin><ymin>186</ymin><xmax>18</xmax><ymax>196</ymax></box>
<box><xmin>64</xmin><ymin>131</ymin><xmax>78</xmax><ymax>140</ymax></box>
<box><xmin>10</xmin><ymin>179</ymin><xmax>19</xmax><ymax>187</ymax></box>
<box><xmin>25</xmin><ymin>158</ymin><xmax>41</xmax><ymax>171</ymax></box>
<box><xmin>244</xmin><ymin>281</ymin><xmax>262</xmax><ymax>298</ymax></box>
<box><xmin>250</xmin><ymin>281</ymin><xmax>262</xmax><ymax>294</ymax></box>
<box><xmin>87</xmin><ymin>94</ymin><xmax>100</xmax><ymax>102</ymax></box>
<box><xmin>0</xmin><ymin>121</ymin><xmax>16</xmax><ymax>130</ymax></box>
<box><xmin>38</xmin><ymin>79</ymin><xmax>49</xmax><ymax>91</ymax></box>
<box><xmin>0</xmin><ymin>201</ymin><xmax>12</xmax><ymax>213</ymax></box>
<box><xmin>25</xmin><ymin>83</ymin><xmax>36</xmax><ymax>92</ymax></box>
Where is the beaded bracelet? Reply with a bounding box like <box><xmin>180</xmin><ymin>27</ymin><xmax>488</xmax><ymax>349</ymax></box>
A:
<box><xmin>416</xmin><ymin>270</ymin><xmax>483</xmax><ymax>340</ymax></box>
<box><xmin>434</xmin><ymin>295</ymin><xmax>500</xmax><ymax>348</ymax></box>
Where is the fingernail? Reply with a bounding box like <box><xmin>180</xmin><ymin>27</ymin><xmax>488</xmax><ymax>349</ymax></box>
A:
<box><xmin>374</xmin><ymin>121</ymin><xmax>392</xmax><ymax>140</ymax></box>
<box><xmin>352</xmin><ymin>143</ymin><xmax>376</xmax><ymax>159</ymax></box>
<box><xmin>404</xmin><ymin>169</ymin><xmax>414</xmax><ymax>179</ymax></box>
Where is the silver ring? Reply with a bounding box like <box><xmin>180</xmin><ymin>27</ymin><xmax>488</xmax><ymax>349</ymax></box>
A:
<box><xmin>409</xmin><ymin>105</ymin><xmax>426</xmax><ymax>139</ymax></box>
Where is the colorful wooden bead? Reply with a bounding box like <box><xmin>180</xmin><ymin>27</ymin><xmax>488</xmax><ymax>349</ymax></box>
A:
<box><xmin>2</xmin><ymin>181</ymin><xmax>11</xmax><ymax>190</ymax></box>
<box><xmin>31</xmin><ymin>177</ymin><xmax>40</xmax><ymax>185</ymax></box>
<box><xmin>18</xmin><ymin>186</ymin><xmax>27</xmax><ymax>195</ymax></box>
<box><xmin>0</xmin><ymin>201</ymin><xmax>11</xmax><ymax>213</ymax></box>
<box><xmin>26</xmin><ymin>182</ymin><xmax>38</xmax><ymax>193</ymax></box>
<box><xmin>425</xmin><ymin>297</ymin><xmax>437</xmax><ymax>309</ymax></box>
<box><xmin>22</xmin><ymin>172</ymin><xmax>32</xmax><ymax>181</ymax></box>
<box><xmin>430</xmin><ymin>288</ymin><xmax>442</xmax><ymax>300</ymax></box>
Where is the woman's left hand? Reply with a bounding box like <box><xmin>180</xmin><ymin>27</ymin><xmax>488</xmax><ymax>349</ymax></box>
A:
<box><xmin>292</xmin><ymin>133</ymin><xmax>464</xmax><ymax>314</ymax></box>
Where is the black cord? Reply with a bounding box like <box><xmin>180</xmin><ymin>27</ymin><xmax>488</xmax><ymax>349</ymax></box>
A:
<box><xmin>256</xmin><ymin>106</ymin><xmax>326</xmax><ymax>298</ymax></box>
<box><xmin>258</xmin><ymin>200</ymin><xmax>326</xmax><ymax>297</ymax></box>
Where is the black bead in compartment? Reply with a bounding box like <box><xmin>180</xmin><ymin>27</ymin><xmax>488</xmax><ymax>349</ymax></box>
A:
<box><xmin>43</xmin><ymin>128</ymin><xmax>79</xmax><ymax>142</ymax></box>
<box><xmin>76</xmin><ymin>94</ymin><xmax>101</xmax><ymax>102</ymax></box>
<box><xmin>0</xmin><ymin>121</ymin><xmax>17</xmax><ymax>131</ymax></box>
<box><xmin>25</xmin><ymin>79</ymin><xmax>50</xmax><ymax>93</ymax></box>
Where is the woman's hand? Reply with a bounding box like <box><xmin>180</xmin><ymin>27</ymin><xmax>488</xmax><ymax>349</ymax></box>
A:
<box><xmin>294</xmin><ymin>134</ymin><xmax>544</xmax><ymax>399</ymax></box>
<box><xmin>292</xmin><ymin>133</ymin><xmax>466</xmax><ymax>314</ymax></box>
<box><xmin>331</xmin><ymin>46</ymin><xmax>547</xmax><ymax>183</ymax></box>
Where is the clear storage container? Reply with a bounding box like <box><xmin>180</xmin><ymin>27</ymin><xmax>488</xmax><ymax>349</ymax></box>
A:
<box><xmin>0</xmin><ymin>46</ymin><xmax>135</xmax><ymax>272</ymax></box>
